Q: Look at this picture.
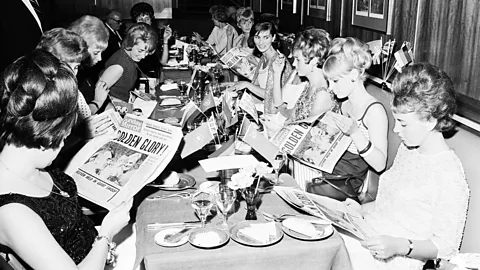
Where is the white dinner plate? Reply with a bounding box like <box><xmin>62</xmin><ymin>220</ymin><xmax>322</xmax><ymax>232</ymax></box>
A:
<box><xmin>281</xmin><ymin>217</ymin><xmax>334</xmax><ymax>241</ymax></box>
<box><xmin>230</xmin><ymin>221</ymin><xmax>284</xmax><ymax>247</ymax></box>
<box><xmin>148</xmin><ymin>173</ymin><xmax>196</xmax><ymax>191</ymax></box>
<box><xmin>188</xmin><ymin>227</ymin><xmax>229</xmax><ymax>249</ymax></box>
<box><xmin>154</xmin><ymin>227</ymin><xmax>190</xmax><ymax>247</ymax></box>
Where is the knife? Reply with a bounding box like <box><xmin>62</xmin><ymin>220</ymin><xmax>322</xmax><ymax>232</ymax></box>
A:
<box><xmin>164</xmin><ymin>227</ymin><xmax>194</xmax><ymax>243</ymax></box>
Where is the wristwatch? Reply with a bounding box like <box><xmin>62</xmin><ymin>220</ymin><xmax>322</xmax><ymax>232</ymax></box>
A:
<box><xmin>435</xmin><ymin>258</ymin><xmax>442</xmax><ymax>269</ymax></box>
<box><xmin>405</xmin><ymin>239</ymin><xmax>414</xmax><ymax>256</ymax></box>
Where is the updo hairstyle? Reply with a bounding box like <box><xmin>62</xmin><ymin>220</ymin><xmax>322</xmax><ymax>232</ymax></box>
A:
<box><xmin>292</xmin><ymin>28</ymin><xmax>331</xmax><ymax>68</ymax></box>
<box><xmin>0</xmin><ymin>50</ymin><xmax>78</xmax><ymax>150</ymax></box>
<box><xmin>68</xmin><ymin>15</ymin><xmax>109</xmax><ymax>51</ymax></box>
<box><xmin>236</xmin><ymin>7</ymin><xmax>254</xmax><ymax>25</ymax></box>
<box><xmin>209</xmin><ymin>5</ymin><xmax>230</xmax><ymax>23</ymax></box>
<box><xmin>323</xmin><ymin>37</ymin><xmax>372</xmax><ymax>81</ymax></box>
<box><xmin>391</xmin><ymin>62</ymin><xmax>457</xmax><ymax>132</ymax></box>
<box><xmin>130</xmin><ymin>2</ymin><xmax>154</xmax><ymax>22</ymax></box>
<box><xmin>36</xmin><ymin>28</ymin><xmax>88</xmax><ymax>66</ymax></box>
<box><xmin>122</xmin><ymin>24</ymin><xmax>158</xmax><ymax>55</ymax></box>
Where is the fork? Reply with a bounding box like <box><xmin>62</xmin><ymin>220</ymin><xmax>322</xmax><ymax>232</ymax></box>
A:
<box><xmin>147</xmin><ymin>192</ymin><xmax>192</xmax><ymax>200</ymax></box>
<box><xmin>261</xmin><ymin>212</ymin><xmax>300</xmax><ymax>222</ymax></box>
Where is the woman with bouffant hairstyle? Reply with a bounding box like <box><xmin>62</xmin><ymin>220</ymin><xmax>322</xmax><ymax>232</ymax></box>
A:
<box><xmin>0</xmin><ymin>50</ymin><xmax>132</xmax><ymax>270</ymax></box>
<box><xmin>341</xmin><ymin>63</ymin><xmax>469</xmax><ymax>270</ymax></box>
<box><xmin>321</xmin><ymin>37</ymin><xmax>388</xmax><ymax>180</ymax></box>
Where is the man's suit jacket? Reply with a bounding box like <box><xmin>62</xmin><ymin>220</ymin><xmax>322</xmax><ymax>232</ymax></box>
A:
<box><xmin>0</xmin><ymin>0</ymin><xmax>53</xmax><ymax>74</ymax></box>
<box><xmin>102</xmin><ymin>24</ymin><xmax>122</xmax><ymax>64</ymax></box>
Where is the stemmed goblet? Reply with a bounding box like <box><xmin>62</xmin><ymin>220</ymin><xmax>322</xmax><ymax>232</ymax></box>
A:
<box><xmin>191</xmin><ymin>190</ymin><xmax>214</xmax><ymax>228</ymax></box>
<box><xmin>214</xmin><ymin>184</ymin><xmax>236</xmax><ymax>229</ymax></box>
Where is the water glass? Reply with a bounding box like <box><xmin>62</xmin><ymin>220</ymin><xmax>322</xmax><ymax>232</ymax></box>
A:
<box><xmin>215</xmin><ymin>184</ymin><xmax>236</xmax><ymax>229</ymax></box>
<box><xmin>191</xmin><ymin>190</ymin><xmax>214</xmax><ymax>228</ymax></box>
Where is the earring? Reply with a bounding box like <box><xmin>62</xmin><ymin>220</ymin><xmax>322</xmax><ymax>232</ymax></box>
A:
<box><xmin>351</xmin><ymin>79</ymin><xmax>355</xmax><ymax>82</ymax></box>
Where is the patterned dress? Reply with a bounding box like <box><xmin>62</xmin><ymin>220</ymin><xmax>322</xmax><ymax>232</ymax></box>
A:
<box><xmin>291</xmin><ymin>82</ymin><xmax>336</xmax><ymax>121</ymax></box>
<box><xmin>0</xmin><ymin>169</ymin><xmax>97</xmax><ymax>265</ymax></box>
<box><xmin>251</xmin><ymin>52</ymin><xmax>294</xmax><ymax>114</ymax></box>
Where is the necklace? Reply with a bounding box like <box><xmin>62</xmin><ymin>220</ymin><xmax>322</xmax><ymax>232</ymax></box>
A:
<box><xmin>0</xmin><ymin>160</ymin><xmax>70</xmax><ymax>198</ymax></box>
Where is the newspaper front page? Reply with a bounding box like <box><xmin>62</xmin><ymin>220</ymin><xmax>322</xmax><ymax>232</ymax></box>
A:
<box><xmin>65</xmin><ymin>113</ymin><xmax>183</xmax><ymax>210</ymax></box>
<box><xmin>274</xmin><ymin>186</ymin><xmax>374</xmax><ymax>240</ymax></box>
<box><xmin>270</xmin><ymin>112</ymin><xmax>352</xmax><ymax>174</ymax></box>
<box><xmin>220</xmin><ymin>47</ymin><xmax>257</xmax><ymax>81</ymax></box>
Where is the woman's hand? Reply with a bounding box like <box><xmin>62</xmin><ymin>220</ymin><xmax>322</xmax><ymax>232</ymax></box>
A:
<box><xmin>99</xmin><ymin>198</ymin><xmax>133</xmax><ymax>240</ymax></box>
<box><xmin>193</xmin><ymin>32</ymin><xmax>203</xmax><ymax>43</ymax></box>
<box><xmin>84</xmin><ymin>114</ymin><xmax>114</xmax><ymax>139</ymax></box>
<box><xmin>331</xmin><ymin>112</ymin><xmax>359</xmax><ymax>136</ymax></box>
<box><xmin>163</xmin><ymin>25</ymin><xmax>172</xmax><ymax>40</ymax></box>
<box><xmin>272</xmin><ymin>53</ymin><xmax>286</xmax><ymax>75</ymax></box>
<box><xmin>361</xmin><ymin>236</ymin><xmax>407</xmax><ymax>259</ymax></box>
<box><xmin>93</xmin><ymin>80</ymin><xmax>109</xmax><ymax>106</ymax></box>
<box><xmin>233</xmin><ymin>81</ymin><xmax>252</xmax><ymax>92</ymax></box>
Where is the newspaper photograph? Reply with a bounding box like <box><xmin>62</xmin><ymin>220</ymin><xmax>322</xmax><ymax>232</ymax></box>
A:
<box><xmin>65</xmin><ymin>113</ymin><xmax>183</xmax><ymax>210</ymax></box>
<box><xmin>270</xmin><ymin>112</ymin><xmax>352</xmax><ymax>174</ymax></box>
<box><xmin>220</xmin><ymin>47</ymin><xmax>257</xmax><ymax>81</ymax></box>
<box><xmin>274</xmin><ymin>186</ymin><xmax>374</xmax><ymax>240</ymax></box>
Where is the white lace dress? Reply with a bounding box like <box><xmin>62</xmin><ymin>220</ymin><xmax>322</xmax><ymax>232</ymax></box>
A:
<box><xmin>345</xmin><ymin>144</ymin><xmax>470</xmax><ymax>270</ymax></box>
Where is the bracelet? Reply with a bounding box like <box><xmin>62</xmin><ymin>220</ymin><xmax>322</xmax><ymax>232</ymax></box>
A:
<box><xmin>360</xmin><ymin>144</ymin><xmax>375</xmax><ymax>157</ymax></box>
<box><xmin>357</xmin><ymin>141</ymin><xmax>372</xmax><ymax>155</ymax></box>
<box><xmin>89</xmin><ymin>101</ymin><xmax>100</xmax><ymax>110</ymax></box>
<box><xmin>405</xmin><ymin>239</ymin><xmax>414</xmax><ymax>256</ymax></box>
<box><xmin>93</xmin><ymin>235</ymin><xmax>116</xmax><ymax>265</ymax></box>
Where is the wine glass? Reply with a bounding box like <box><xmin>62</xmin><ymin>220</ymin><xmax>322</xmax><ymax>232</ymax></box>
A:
<box><xmin>176</xmin><ymin>48</ymin><xmax>184</xmax><ymax>63</ymax></box>
<box><xmin>191</xmin><ymin>190</ymin><xmax>214</xmax><ymax>228</ymax></box>
<box><xmin>271</xmin><ymin>152</ymin><xmax>287</xmax><ymax>185</ymax></box>
<box><xmin>215</xmin><ymin>184</ymin><xmax>236</xmax><ymax>229</ymax></box>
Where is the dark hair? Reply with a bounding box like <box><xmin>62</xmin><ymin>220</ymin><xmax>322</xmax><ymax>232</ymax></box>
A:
<box><xmin>37</xmin><ymin>28</ymin><xmax>88</xmax><ymax>66</ymax></box>
<box><xmin>209</xmin><ymin>5</ymin><xmax>229</xmax><ymax>23</ymax></box>
<box><xmin>258</xmin><ymin>13</ymin><xmax>280</xmax><ymax>31</ymax></box>
<box><xmin>391</xmin><ymin>63</ymin><xmax>457</xmax><ymax>132</ymax></box>
<box><xmin>130</xmin><ymin>2</ymin><xmax>154</xmax><ymax>21</ymax></box>
<box><xmin>249</xmin><ymin>21</ymin><xmax>279</xmax><ymax>55</ymax></box>
<box><xmin>122</xmin><ymin>24</ymin><xmax>158</xmax><ymax>55</ymax></box>
<box><xmin>0</xmin><ymin>50</ymin><xmax>78</xmax><ymax>150</ymax></box>
<box><xmin>293</xmin><ymin>28</ymin><xmax>331</xmax><ymax>68</ymax></box>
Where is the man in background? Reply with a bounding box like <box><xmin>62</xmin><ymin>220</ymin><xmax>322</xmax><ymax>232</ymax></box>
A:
<box><xmin>0</xmin><ymin>0</ymin><xmax>53</xmax><ymax>74</ymax></box>
<box><xmin>102</xmin><ymin>9</ymin><xmax>123</xmax><ymax>65</ymax></box>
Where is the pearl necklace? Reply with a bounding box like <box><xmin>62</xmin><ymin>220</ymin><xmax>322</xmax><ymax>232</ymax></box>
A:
<box><xmin>0</xmin><ymin>160</ymin><xmax>70</xmax><ymax>198</ymax></box>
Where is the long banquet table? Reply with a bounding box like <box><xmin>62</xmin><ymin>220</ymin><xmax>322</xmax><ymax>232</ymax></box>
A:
<box><xmin>133</xmin><ymin>153</ymin><xmax>352</xmax><ymax>270</ymax></box>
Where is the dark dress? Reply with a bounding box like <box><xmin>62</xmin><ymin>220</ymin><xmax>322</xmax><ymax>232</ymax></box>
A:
<box><xmin>104</xmin><ymin>49</ymin><xmax>138</xmax><ymax>102</ymax></box>
<box><xmin>0</xmin><ymin>169</ymin><xmax>97</xmax><ymax>265</ymax></box>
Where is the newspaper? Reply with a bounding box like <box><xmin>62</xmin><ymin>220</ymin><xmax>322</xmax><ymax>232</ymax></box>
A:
<box><xmin>274</xmin><ymin>185</ymin><xmax>374</xmax><ymax>240</ymax></box>
<box><xmin>220</xmin><ymin>47</ymin><xmax>258</xmax><ymax>81</ymax></box>
<box><xmin>270</xmin><ymin>112</ymin><xmax>352</xmax><ymax>174</ymax></box>
<box><xmin>65</xmin><ymin>113</ymin><xmax>183</xmax><ymax>210</ymax></box>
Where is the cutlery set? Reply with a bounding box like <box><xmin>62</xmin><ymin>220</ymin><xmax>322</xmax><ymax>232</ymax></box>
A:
<box><xmin>147</xmin><ymin>191</ymin><xmax>193</xmax><ymax>200</ymax></box>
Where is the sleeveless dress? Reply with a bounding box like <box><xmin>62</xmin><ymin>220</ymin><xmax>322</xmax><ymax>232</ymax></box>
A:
<box><xmin>291</xmin><ymin>82</ymin><xmax>336</xmax><ymax>121</ymax></box>
<box><xmin>104</xmin><ymin>49</ymin><xmax>138</xmax><ymax>102</ymax></box>
<box><xmin>0</xmin><ymin>169</ymin><xmax>97</xmax><ymax>265</ymax></box>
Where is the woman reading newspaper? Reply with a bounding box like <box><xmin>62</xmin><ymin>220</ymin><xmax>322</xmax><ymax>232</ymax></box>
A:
<box><xmin>232</xmin><ymin>21</ymin><xmax>296</xmax><ymax>115</ymax></box>
<box><xmin>340</xmin><ymin>63</ymin><xmax>469</xmax><ymax>269</ymax></box>
<box><xmin>321</xmin><ymin>37</ymin><xmax>388</xmax><ymax>184</ymax></box>
<box><xmin>0</xmin><ymin>50</ymin><xmax>135</xmax><ymax>270</ymax></box>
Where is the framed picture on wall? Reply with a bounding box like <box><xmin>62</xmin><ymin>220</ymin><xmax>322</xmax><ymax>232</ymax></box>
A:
<box><xmin>307</xmin><ymin>0</ymin><xmax>331</xmax><ymax>21</ymax></box>
<box><xmin>281</xmin><ymin>0</ymin><xmax>297</xmax><ymax>14</ymax></box>
<box><xmin>352</xmin><ymin>0</ymin><xmax>389</xmax><ymax>32</ymax></box>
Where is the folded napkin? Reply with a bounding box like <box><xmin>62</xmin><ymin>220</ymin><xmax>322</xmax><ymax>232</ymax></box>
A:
<box><xmin>282</xmin><ymin>82</ymin><xmax>307</xmax><ymax>109</ymax></box>
<box><xmin>283</xmin><ymin>217</ymin><xmax>318</xmax><ymax>238</ymax></box>
<box><xmin>193</xmin><ymin>231</ymin><xmax>222</xmax><ymax>246</ymax></box>
<box><xmin>160</xmin><ymin>83</ymin><xmax>179</xmax><ymax>91</ymax></box>
<box><xmin>238</xmin><ymin>222</ymin><xmax>277</xmax><ymax>244</ymax></box>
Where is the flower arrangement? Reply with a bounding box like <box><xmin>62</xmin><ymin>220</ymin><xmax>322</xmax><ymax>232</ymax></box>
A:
<box><xmin>227</xmin><ymin>162</ymin><xmax>273</xmax><ymax>191</ymax></box>
<box><xmin>227</xmin><ymin>162</ymin><xmax>273</xmax><ymax>220</ymax></box>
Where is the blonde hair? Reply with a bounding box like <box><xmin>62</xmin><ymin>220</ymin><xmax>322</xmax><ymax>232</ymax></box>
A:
<box><xmin>323</xmin><ymin>37</ymin><xmax>371</xmax><ymax>81</ymax></box>
<box><xmin>68</xmin><ymin>15</ymin><xmax>109</xmax><ymax>51</ymax></box>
